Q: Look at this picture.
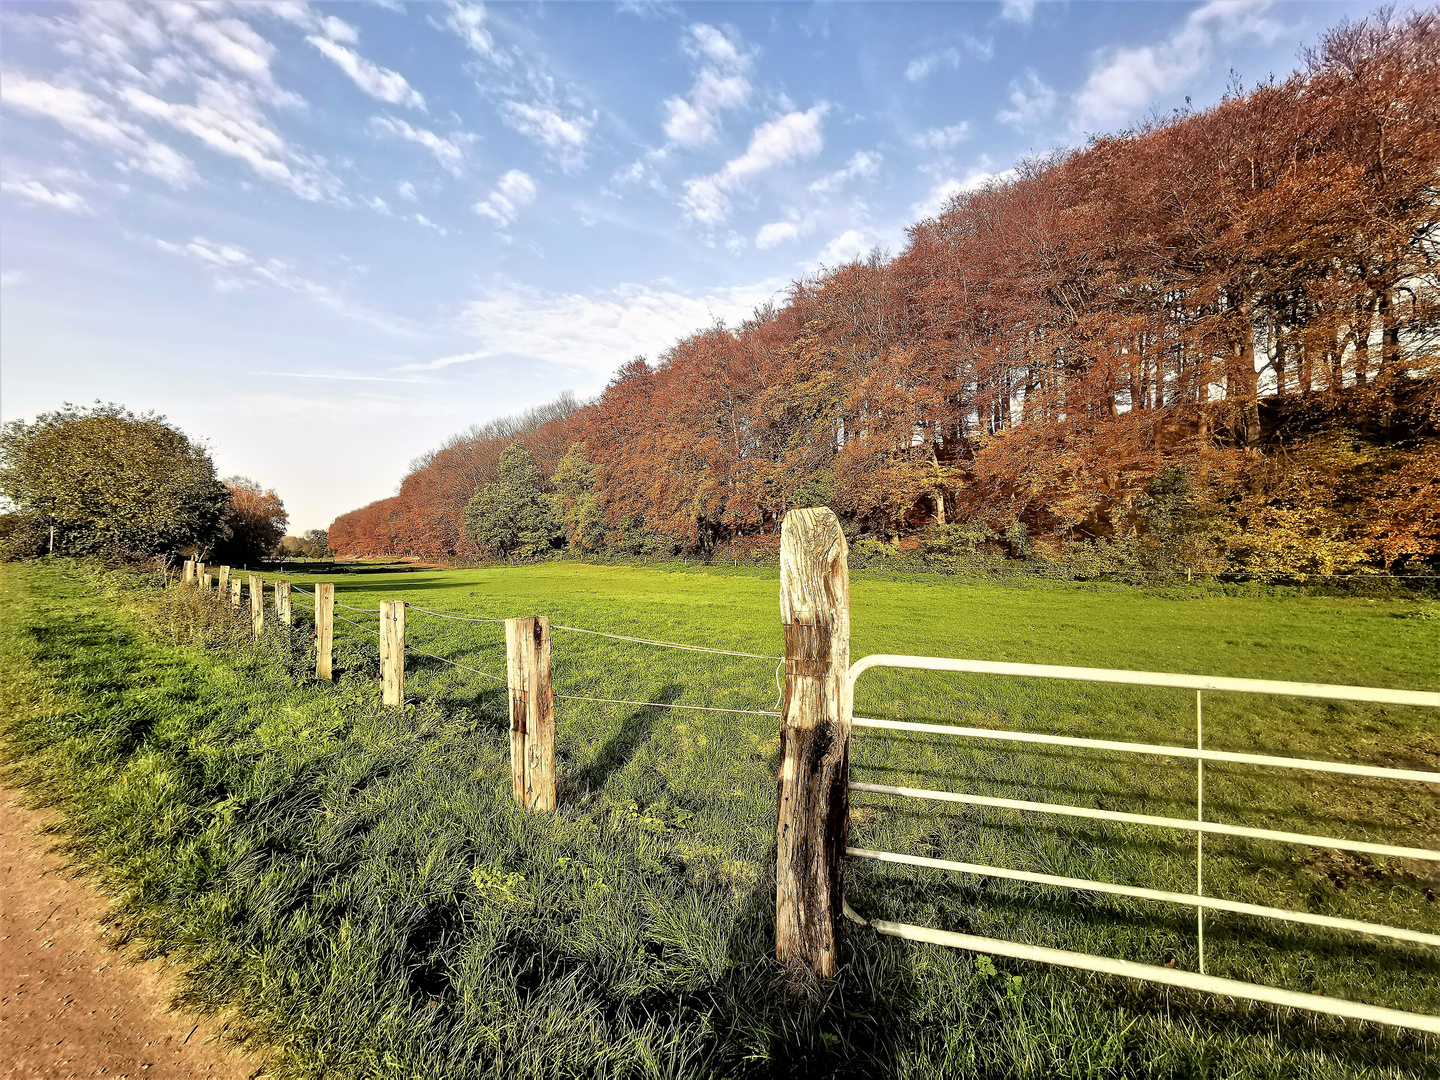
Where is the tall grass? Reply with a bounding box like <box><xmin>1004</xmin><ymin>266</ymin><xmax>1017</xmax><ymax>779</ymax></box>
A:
<box><xmin>0</xmin><ymin>560</ymin><xmax>1436</xmax><ymax>1078</ymax></box>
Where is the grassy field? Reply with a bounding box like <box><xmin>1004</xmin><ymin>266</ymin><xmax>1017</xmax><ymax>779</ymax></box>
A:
<box><xmin>1</xmin><ymin>558</ymin><xmax>1436</xmax><ymax>1078</ymax></box>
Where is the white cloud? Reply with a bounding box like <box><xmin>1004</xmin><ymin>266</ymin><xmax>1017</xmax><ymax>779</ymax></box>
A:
<box><xmin>411</xmin><ymin>213</ymin><xmax>447</xmax><ymax>235</ymax></box>
<box><xmin>153</xmin><ymin>234</ymin><xmax>416</xmax><ymax>334</ymax></box>
<box><xmin>473</xmin><ymin>169</ymin><xmax>536</xmax><ymax>227</ymax></box>
<box><xmin>1001</xmin><ymin>0</ymin><xmax>1037</xmax><ymax>25</ymax></box>
<box><xmin>909</xmin><ymin>123</ymin><xmax>971</xmax><ymax>152</ymax></box>
<box><xmin>189</xmin><ymin>18</ymin><xmax>276</xmax><ymax>83</ymax></box>
<box><xmin>996</xmin><ymin>70</ymin><xmax>1057</xmax><ymax>130</ymax></box>
<box><xmin>661</xmin><ymin>23</ymin><xmax>752</xmax><ymax>147</ymax></box>
<box><xmin>307</xmin><ymin>36</ymin><xmax>425</xmax><ymax>110</ymax></box>
<box><xmin>904</xmin><ymin>36</ymin><xmax>992</xmax><ymax>82</ymax></box>
<box><xmin>1074</xmin><ymin>0</ymin><xmax>1281</xmax><ymax>130</ymax></box>
<box><xmin>912</xmin><ymin>165</ymin><xmax>1017</xmax><ymax>220</ymax></box>
<box><xmin>755</xmin><ymin>219</ymin><xmax>806</xmax><ymax>249</ymax></box>
<box><xmin>444</xmin><ymin>2</ymin><xmax>509</xmax><ymax>65</ymax></box>
<box><xmin>365</xmin><ymin>194</ymin><xmax>392</xmax><ymax>215</ymax></box>
<box><xmin>808</xmin><ymin>149</ymin><xmax>881</xmax><ymax>196</ymax></box>
<box><xmin>397</xmin><ymin>180</ymin><xmax>419</xmax><ymax>202</ymax></box>
<box><xmin>813</xmin><ymin>229</ymin><xmax>874</xmax><ymax>267</ymax></box>
<box><xmin>1</xmin><ymin>176</ymin><xmax>92</xmax><ymax>213</ymax></box>
<box><xmin>683</xmin><ymin>105</ymin><xmax>828</xmax><ymax>224</ymax></box>
<box><xmin>370</xmin><ymin>117</ymin><xmax>474</xmax><ymax>175</ymax></box>
<box><xmin>500</xmin><ymin>101</ymin><xmax>593</xmax><ymax>172</ymax></box>
<box><xmin>0</xmin><ymin>71</ymin><xmax>197</xmax><ymax>187</ymax></box>
<box><xmin>120</xmin><ymin>79</ymin><xmax>335</xmax><ymax>200</ymax></box>
<box><xmin>414</xmin><ymin>277</ymin><xmax>785</xmax><ymax>378</ymax></box>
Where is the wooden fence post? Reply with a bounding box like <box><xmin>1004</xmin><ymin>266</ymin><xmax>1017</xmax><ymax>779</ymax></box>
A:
<box><xmin>316</xmin><ymin>584</ymin><xmax>334</xmax><ymax>681</ymax></box>
<box><xmin>775</xmin><ymin>506</ymin><xmax>851</xmax><ymax>982</ymax></box>
<box><xmin>218</xmin><ymin>565</ymin><xmax>230</xmax><ymax>599</ymax></box>
<box><xmin>505</xmin><ymin>616</ymin><xmax>555</xmax><ymax>812</ymax></box>
<box><xmin>230</xmin><ymin>577</ymin><xmax>242</xmax><ymax>608</ymax></box>
<box><xmin>276</xmin><ymin>580</ymin><xmax>292</xmax><ymax>625</ymax></box>
<box><xmin>380</xmin><ymin>600</ymin><xmax>406</xmax><ymax>706</ymax></box>
<box><xmin>203</xmin><ymin>572</ymin><xmax>213</xmax><ymax>592</ymax></box>
<box><xmin>249</xmin><ymin>574</ymin><xmax>264</xmax><ymax>636</ymax></box>
<box><xmin>196</xmin><ymin>560</ymin><xmax>206</xmax><ymax>587</ymax></box>
<box><xmin>182</xmin><ymin>559</ymin><xmax>194</xmax><ymax>585</ymax></box>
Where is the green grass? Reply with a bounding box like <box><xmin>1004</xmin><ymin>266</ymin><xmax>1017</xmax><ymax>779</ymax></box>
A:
<box><xmin>1</xmin><ymin>559</ymin><xmax>1437</xmax><ymax>1079</ymax></box>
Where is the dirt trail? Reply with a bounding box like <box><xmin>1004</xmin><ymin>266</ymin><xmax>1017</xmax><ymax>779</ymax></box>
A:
<box><xmin>1</xmin><ymin>792</ymin><xmax>260</xmax><ymax>1079</ymax></box>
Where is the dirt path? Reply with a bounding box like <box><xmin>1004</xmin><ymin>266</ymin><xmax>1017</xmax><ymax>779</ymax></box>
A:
<box><xmin>1</xmin><ymin>792</ymin><xmax>261</xmax><ymax>1079</ymax></box>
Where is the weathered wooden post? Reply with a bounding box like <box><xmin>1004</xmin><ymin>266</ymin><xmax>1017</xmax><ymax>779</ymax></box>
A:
<box><xmin>315</xmin><ymin>584</ymin><xmax>334</xmax><ymax>681</ymax></box>
<box><xmin>505</xmin><ymin>616</ymin><xmax>555</xmax><ymax>812</ymax></box>
<box><xmin>218</xmin><ymin>565</ymin><xmax>231</xmax><ymax>599</ymax></box>
<box><xmin>249</xmin><ymin>574</ymin><xmax>264</xmax><ymax>636</ymax></box>
<box><xmin>229</xmin><ymin>577</ymin><xmax>242</xmax><ymax>608</ymax></box>
<box><xmin>182</xmin><ymin>559</ymin><xmax>194</xmax><ymax>585</ymax></box>
<box><xmin>202</xmin><ymin>572</ymin><xmax>213</xmax><ymax>592</ymax></box>
<box><xmin>775</xmin><ymin>506</ymin><xmax>851</xmax><ymax>982</ymax></box>
<box><xmin>276</xmin><ymin>580</ymin><xmax>292</xmax><ymax>625</ymax></box>
<box><xmin>380</xmin><ymin>600</ymin><xmax>406</xmax><ymax>707</ymax></box>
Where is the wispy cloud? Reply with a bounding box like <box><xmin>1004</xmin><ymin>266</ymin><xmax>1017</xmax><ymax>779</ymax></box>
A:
<box><xmin>473</xmin><ymin>169</ymin><xmax>537</xmax><ymax>227</ymax></box>
<box><xmin>308</xmin><ymin>36</ymin><xmax>426</xmax><ymax>110</ymax></box>
<box><xmin>904</xmin><ymin>35</ymin><xmax>992</xmax><ymax>82</ymax></box>
<box><xmin>1074</xmin><ymin>0</ymin><xmax>1282</xmax><ymax>130</ymax></box>
<box><xmin>0</xmin><ymin>71</ymin><xmax>197</xmax><ymax>187</ymax></box>
<box><xmin>662</xmin><ymin>24</ymin><xmax>752</xmax><ymax>147</ymax></box>
<box><xmin>808</xmin><ymin>149</ymin><xmax>881</xmax><ymax>196</ymax></box>
<box><xmin>370</xmin><ymin>116</ymin><xmax>475</xmax><ymax>175</ymax></box>
<box><xmin>683</xmin><ymin>105</ymin><xmax>828</xmax><ymax>225</ymax></box>
<box><xmin>912</xmin><ymin>163</ymin><xmax>1017</xmax><ymax>220</ymax></box>
<box><xmin>909</xmin><ymin>122</ymin><xmax>971</xmax><ymax>153</ymax></box>
<box><xmin>1</xmin><ymin>176</ymin><xmax>92</xmax><ymax>213</ymax></box>
<box><xmin>1001</xmin><ymin>0</ymin><xmax>1038</xmax><ymax>26</ymax></box>
<box><xmin>500</xmin><ymin>101</ymin><xmax>593</xmax><ymax>173</ymax></box>
<box><xmin>996</xmin><ymin>70</ymin><xmax>1057</xmax><ymax>130</ymax></box>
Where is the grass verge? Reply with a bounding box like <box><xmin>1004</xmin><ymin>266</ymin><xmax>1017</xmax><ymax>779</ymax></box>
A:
<box><xmin>1</xmin><ymin>559</ymin><xmax>1436</xmax><ymax>1078</ymax></box>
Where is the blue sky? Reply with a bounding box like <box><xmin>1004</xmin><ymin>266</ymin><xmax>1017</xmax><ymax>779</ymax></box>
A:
<box><xmin>0</xmin><ymin>0</ymin><xmax>1378</xmax><ymax>531</ymax></box>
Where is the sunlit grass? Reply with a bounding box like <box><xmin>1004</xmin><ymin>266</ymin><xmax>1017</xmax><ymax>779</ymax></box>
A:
<box><xmin>1</xmin><ymin>559</ymin><xmax>1436</xmax><ymax>1078</ymax></box>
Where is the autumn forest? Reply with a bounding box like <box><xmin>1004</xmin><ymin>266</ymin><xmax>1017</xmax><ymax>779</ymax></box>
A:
<box><xmin>331</xmin><ymin>12</ymin><xmax>1439</xmax><ymax>579</ymax></box>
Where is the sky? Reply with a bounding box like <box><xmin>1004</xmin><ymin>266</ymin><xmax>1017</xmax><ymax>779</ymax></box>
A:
<box><xmin>0</xmin><ymin>0</ymin><xmax>1381</xmax><ymax>532</ymax></box>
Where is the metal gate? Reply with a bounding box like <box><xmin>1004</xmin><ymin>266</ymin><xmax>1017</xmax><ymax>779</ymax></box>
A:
<box><xmin>843</xmin><ymin>655</ymin><xmax>1440</xmax><ymax>1034</ymax></box>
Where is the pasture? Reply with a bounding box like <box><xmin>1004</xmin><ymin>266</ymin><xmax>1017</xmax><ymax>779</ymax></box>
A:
<box><xmin>1</xmin><ymin>559</ymin><xmax>1436</xmax><ymax>1078</ymax></box>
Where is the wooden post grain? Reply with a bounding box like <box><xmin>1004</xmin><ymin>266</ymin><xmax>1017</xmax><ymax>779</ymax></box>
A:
<box><xmin>316</xmin><ymin>583</ymin><xmax>334</xmax><ymax>681</ymax></box>
<box><xmin>196</xmin><ymin>561</ymin><xmax>206</xmax><ymax>588</ymax></box>
<box><xmin>202</xmin><ymin>572</ymin><xmax>213</xmax><ymax>592</ymax></box>
<box><xmin>276</xmin><ymin>580</ymin><xmax>292</xmax><ymax>625</ymax></box>
<box><xmin>182</xmin><ymin>559</ymin><xmax>194</xmax><ymax>585</ymax></box>
<box><xmin>380</xmin><ymin>600</ymin><xmax>406</xmax><ymax>707</ymax></box>
<box><xmin>218</xmin><ymin>565</ymin><xmax>231</xmax><ymax>598</ymax></box>
<box><xmin>775</xmin><ymin>506</ymin><xmax>851</xmax><ymax>982</ymax></box>
<box><xmin>249</xmin><ymin>574</ymin><xmax>264</xmax><ymax>636</ymax></box>
<box><xmin>230</xmin><ymin>577</ymin><xmax>242</xmax><ymax>608</ymax></box>
<box><xmin>505</xmin><ymin>616</ymin><xmax>555</xmax><ymax>811</ymax></box>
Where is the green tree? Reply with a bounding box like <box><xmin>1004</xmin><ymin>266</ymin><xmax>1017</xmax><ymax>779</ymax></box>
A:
<box><xmin>0</xmin><ymin>402</ymin><xmax>227</xmax><ymax>560</ymax></box>
<box><xmin>464</xmin><ymin>444</ymin><xmax>559</xmax><ymax>559</ymax></box>
<box><xmin>300</xmin><ymin>528</ymin><xmax>329</xmax><ymax>559</ymax></box>
<box><xmin>550</xmin><ymin>442</ymin><xmax>606</xmax><ymax>553</ymax></box>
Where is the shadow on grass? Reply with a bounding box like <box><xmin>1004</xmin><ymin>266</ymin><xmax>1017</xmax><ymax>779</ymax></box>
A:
<box><xmin>564</xmin><ymin>683</ymin><xmax>683</xmax><ymax>797</ymax></box>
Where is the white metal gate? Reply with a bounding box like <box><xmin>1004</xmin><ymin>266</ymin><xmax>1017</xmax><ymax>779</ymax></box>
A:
<box><xmin>843</xmin><ymin>655</ymin><xmax>1440</xmax><ymax>1034</ymax></box>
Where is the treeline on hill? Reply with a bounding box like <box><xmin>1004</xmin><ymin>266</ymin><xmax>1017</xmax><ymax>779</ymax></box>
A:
<box><xmin>332</xmin><ymin>13</ymin><xmax>1440</xmax><ymax>579</ymax></box>
<box><xmin>0</xmin><ymin>402</ymin><xmax>294</xmax><ymax>566</ymax></box>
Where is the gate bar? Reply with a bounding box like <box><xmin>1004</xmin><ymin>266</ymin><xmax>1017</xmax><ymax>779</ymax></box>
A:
<box><xmin>847</xmin><ymin>847</ymin><xmax>1440</xmax><ymax>948</ymax></box>
<box><xmin>859</xmin><ymin>915</ymin><xmax>1440</xmax><ymax>1035</ymax></box>
<box><xmin>849</xmin><ymin>781</ymin><xmax>1440</xmax><ymax>862</ymax></box>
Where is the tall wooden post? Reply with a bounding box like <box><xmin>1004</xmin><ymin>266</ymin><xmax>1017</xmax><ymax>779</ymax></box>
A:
<box><xmin>203</xmin><ymin>572</ymin><xmax>213</xmax><ymax>592</ymax></box>
<box><xmin>276</xmin><ymin>580</ymin><xmax>292</xmax><ymax>625</ymax></box>
<box><xmin>249</xmin><ymin>574</ymin><xmax>264</xmax><ymax>636</ymax></box>
<box><xmin>505</xmin><ymin>616</ymin><xmax>555</xmax><ymax>812</ymax></box>
<box><xmin>380</xmin><ymin>600</ymin><xmax>405</xmax><ymax>707</ymax></box>
<box><xmin>315</xmin><ymin>584</ymin><xmax>334</xmax><ymax>681</ymax></box>
<box><xmin>218</xmin><ymin>565</ymin><xmax>231</xmax><ymax>598</ymax></box>
<box><xmin>775</xmin><ymin>506</ymin><xmax>851</xmax><ymax>982</ymax></box>
<box><xmin>230</xmin><ymin>577</ymin><xmax>242</xmax><ymax>608</ymax></box>
<box><xmin>182</xmin><ymin>559</ymin><xmax>194</xmax><ymax>585</ymax></box>
<box><xmin>196</xmin><ymin>561</ymin><xmax>206</xmax><ymax>587</ymax></box>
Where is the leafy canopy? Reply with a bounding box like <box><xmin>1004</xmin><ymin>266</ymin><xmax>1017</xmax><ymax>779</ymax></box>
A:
<box><xmin>0</xmin><ymin>402</ymin><xmax>227</xmax><ymax>559</ymax></box>
<box><xmin>463</xmin><ymin>444</ymin><xmax>558</xmax><ymax>558</ymax></box>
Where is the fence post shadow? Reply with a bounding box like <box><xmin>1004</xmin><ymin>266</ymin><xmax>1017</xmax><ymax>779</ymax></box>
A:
<box><xmin>562</xmin><ymin>682</ymin><xmax>683</xmax><ymax>797</ymax></box>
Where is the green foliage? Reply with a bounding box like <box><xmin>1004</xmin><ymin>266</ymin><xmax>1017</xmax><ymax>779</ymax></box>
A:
<box><xmin>463</xmin><ymin>444</ymin><xmax>560</xmax><ymax>559</ymax></box>
<box><xmin>0</xmin><ymin>402</ymin><xmax>227</xmax><ymax>561</ymax></box>
<box><xmin>550</xmin><ymin>443</ymin><xmax>606</xmax><ymax>553</ymax></box>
